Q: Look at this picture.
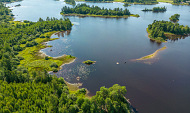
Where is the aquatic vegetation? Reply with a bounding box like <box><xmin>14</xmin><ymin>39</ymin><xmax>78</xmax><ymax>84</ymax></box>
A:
<box><xmin>83</xmin><ymin>60</ymin><xmax>96</xmax><ymax>65</ymax></box>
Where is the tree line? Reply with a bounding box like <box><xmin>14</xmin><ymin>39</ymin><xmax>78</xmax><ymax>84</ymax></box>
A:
<box><xmin>61</xmin><ymin>4</ymin><xmax>131</xmax><ymax>16</ymax></box>
<box><xmin>142</xmin><ymin>6</ymin><xmax>167</xmax><ymax>12</ymax></box>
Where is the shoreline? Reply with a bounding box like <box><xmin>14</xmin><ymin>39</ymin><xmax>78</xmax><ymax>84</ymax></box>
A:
<box><xmin>38</xmin><ymin>31</ymin><xmax>77</xmax><ymax>70</ymax></box>
<box><xmin>147</xmin><ymin>28</ymin><xmax>189</xmax><ymax>43</ymax></box>
<box><xmin>135</xmin><ymin>46</ymin><xmax>167</xmax><ymax>61</ymax></box>
<box><xmin>147</xmin><ymin>28</ymin><xmax>167</xmax><ymax>43</ymax></box>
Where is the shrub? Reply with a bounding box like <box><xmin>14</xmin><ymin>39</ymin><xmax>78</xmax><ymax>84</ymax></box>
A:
<box><xmin>45</xmin><ymin>56</ymin><xmax>49</xmax><ymax>60</ymax></box>
<box><xmin>50</xmin><ymin>62</ymin><xmax>58</xmax><ymax>68</ymax></box>
<box><xmin>83</xmin><ymin>60</ymin><xmax>95</xmax><ymax>65</ymax></box>
<box><xmin>35</xmin><ymin>34</ymin><xmax>40</xmax><ymax>37</ymax></box>
<box><xmin>17</xmin><ymin>56</ymin><xmax>24</xmax><ymax>60</ymax></box>
<box><xmin>23</xmin><ymin>20</ymin><xmax>30</xmax><ymax>23</ymax></box>
<box><xmin>52</xmin><ymin>68</ymin><xmax>58</xmax><ymax>72</ymax></box>
<box><xmin>20</xmin><ymin>39</ymin><xmax>27</xmax><ymax>44</ymax></box>
<box><xmin>40</xmin><ymin>35</ymin><xmax>45</xmax><ymax>38</ymax></box>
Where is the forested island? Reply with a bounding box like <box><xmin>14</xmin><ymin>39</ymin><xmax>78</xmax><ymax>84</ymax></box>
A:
<box><xmin>65</xmin><ymin>0</ymin><xmax>76</xmax><ymax>5</ymax></box>
<box><xmin>142</xmin><ymin>6</ymin><xmax>167</xmax><ymax>12</ymax></box>
<box><xmin>0</xmin><ymin>2</ymin><xmax>134</xmax><ymax>113</ymax></box>
<box><xmin>61</xmin><ymin>4</ymin><xmax>139</xmax><ymax>18</ymax></box>
<box><xmin>147</xmin><ymin>15</ymin><xmax>190</xmax><ymax>43</ymax></box>
<box><xmin>169</xmin><ymin>14</ymin><xmax>180</xmax><ymax>22</ymax></box>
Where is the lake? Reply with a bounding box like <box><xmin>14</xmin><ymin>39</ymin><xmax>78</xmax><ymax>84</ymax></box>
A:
<box><xmin>7</xmin><ymin>0</ymin><xmax>190</xmax><ymax>113</ymax></box>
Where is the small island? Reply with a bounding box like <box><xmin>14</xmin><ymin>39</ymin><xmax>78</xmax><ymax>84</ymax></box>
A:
<box><xmin>123</xmin><ymin>2</ymin><xmax>131</xmax><ymax>7</ymax></box>
<box><xmin>136</xmin><ymin>46</ymin><xmax>167</xmax><ymax>61</ymax></box>
<box><xmin>65</xmin><ymin>0</ymin><xmax>76</xmax><ymax>5</ymax></box>
<box><xmin>83</xmin><ymin>60</ymin><xmax>96</xmax><ymax>65</ymax></box>
<box><xmin>147</xmin><ymin>15</ymin><xmax>190</xmax><ymax>43</ymax></box>
<box><xmin>61</xmin><ymin>4</ymin><xmax>140</xmax><ymax>18</ymax></box>
<box><xmin>169</xmin><ymin>14</ymin><xmax>180</xmax><ymax>22</ymax></box>
<box><xmin>15</xmin><ymin>4</ymin><xmax>21</xmax><ymax>7</ymax></box>
<box><xmin>142</xmin><ymin>6</ymin><xmax>167</xmax><ymax>12</ymax></box>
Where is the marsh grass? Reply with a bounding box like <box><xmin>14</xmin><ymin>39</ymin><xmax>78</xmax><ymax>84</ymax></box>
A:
<box><xmin>17</xmin><ymin>31</ymin><xmax>75</xmax><ymax>72</ymax></box>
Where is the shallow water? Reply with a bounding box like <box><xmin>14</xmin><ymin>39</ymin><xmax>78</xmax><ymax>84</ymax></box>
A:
<box><xmin>7</xmin><ymin>1</ymin><xmax>190</xmax><ymax>113</ymax></box>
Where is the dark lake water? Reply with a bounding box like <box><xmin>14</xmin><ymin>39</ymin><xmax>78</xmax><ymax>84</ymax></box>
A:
<box><xmin>7</xmin><ymin>0</ymin><xmax>190</xmax><ymax>113</ymax></box>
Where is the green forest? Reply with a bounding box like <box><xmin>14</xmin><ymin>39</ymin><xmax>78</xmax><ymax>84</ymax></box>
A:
<box><xmin>147</xmin><ymin>19</ymin><xmax>190</xmax><ymax>42</ymax></box>
<box><xmin>0</xmin><ymin>2</ymin><xmax>133</xmax><ymax>113</ymax></box>
<box><xmin>61</xmin><ymin>4</ymin><xmax>132</xmax><ymax>17</ymax></box>
<box><xmin>142</xmin><ymin>6</ymin><xmax>167</xmax><ymax>12</ymax></box>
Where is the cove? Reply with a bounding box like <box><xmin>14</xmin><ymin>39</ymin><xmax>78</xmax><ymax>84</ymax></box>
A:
<box><xmin>7</xmin><ymin>0</ymin><xmax>190</xmax><ymax>113</ymax></box>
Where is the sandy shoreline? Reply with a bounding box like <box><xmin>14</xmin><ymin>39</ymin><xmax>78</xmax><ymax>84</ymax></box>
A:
<box><xmin>136</xmin><ymin>46</ymin><xmax>167</xmax><ymax>61</ymax></box>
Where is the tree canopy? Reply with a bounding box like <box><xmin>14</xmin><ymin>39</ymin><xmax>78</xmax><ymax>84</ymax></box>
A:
<box><xmin>147</xmin><ymin>20</ymin><xmax>190</xmax><ymax>42</ymax></box>
<box><xmin>169</xmin><ymin>14</ymin><xmax>180</xmax><ymax>23</ymax></box>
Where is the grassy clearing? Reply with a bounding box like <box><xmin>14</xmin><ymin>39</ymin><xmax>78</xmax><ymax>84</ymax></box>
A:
<box><xmin>17</xmin><ymin>31</ymin><xmax>75</xmax><ymax>72</ymax></box>
<box><xmin>113</xmin><ymin>0</ymin><xmax>124</xmax><ymax>2</ymax></box>
<box><xmin>136</xmin><ymin>46</ymin><xmax>167</xmax><ymax>60</ymax></box>
<box><xmin>9</xmin><ymin>21</ymin><xmax>28</xmax><ymax>25</ymax></box>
